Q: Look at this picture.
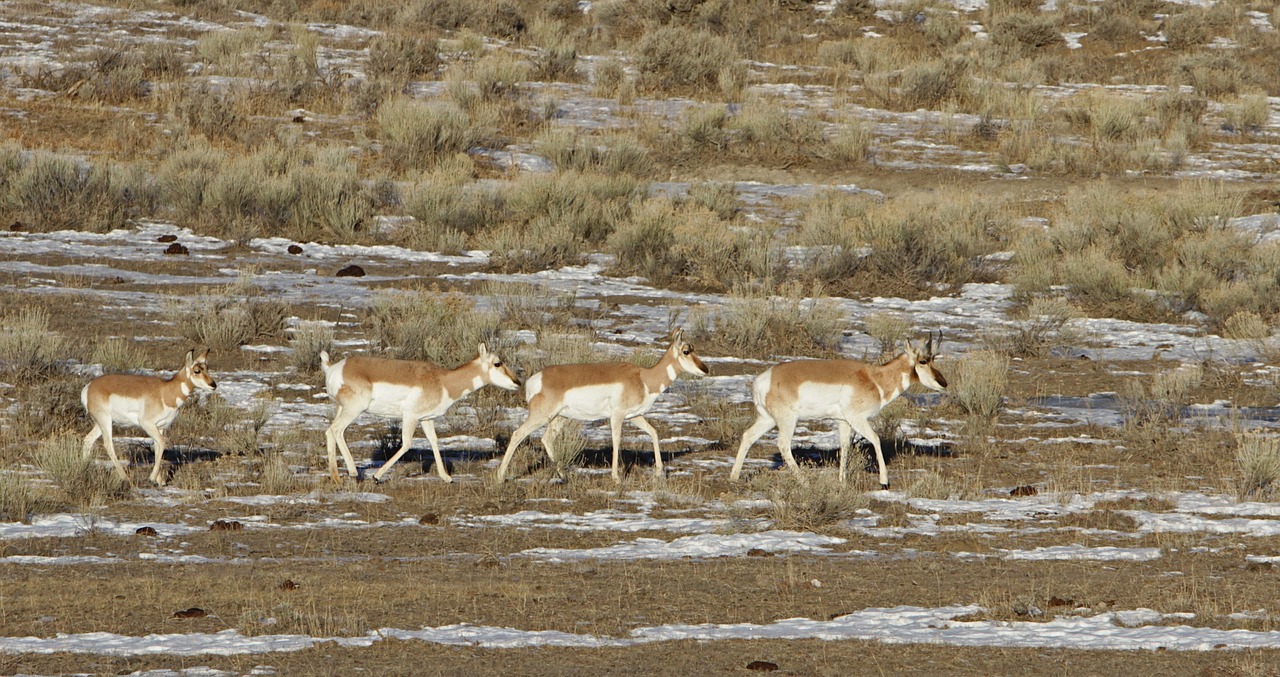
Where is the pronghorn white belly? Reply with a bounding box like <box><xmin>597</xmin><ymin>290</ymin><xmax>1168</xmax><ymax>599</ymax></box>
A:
<box><xmin>366</xmin><ymin>382</ymin><xmax>431</xmax><ymax>419</ymax></box>
<box><xmin>626</xmin><ymin>390</ymin><xmax>662</xmax><ymax>419</ymax></box>
<box><xmin>106</xmin><ymin>394</ymin><xmax>174</xmax><ymax>429</ymax></box>
<box><xmin>559</xmin><ymin>383</ymin><xmax>627</xmax><ymax>421</ymax></box>
<box><xmin>793</xmin><ymin>383</ymin><xmax>850</xmax><ymax>421</ymax></box>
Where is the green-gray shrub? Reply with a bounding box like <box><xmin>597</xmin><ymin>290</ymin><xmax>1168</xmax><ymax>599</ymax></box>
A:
<box><xmin>288</xmin><ymin>321</ymin><xmax>335</xmax><ymax>373</ymax></box>
<box><xmin>378</xmin><ymin>98</ymin><xmax>474</xmax><ymax>170</ymax></box>
<box><xmin>367</xmin><ymin>290</ymin><xmax>500</xmax><ymax>365</ymax></box>
<box><xmin>1236</xmin><ymin>433</ymin><xmax>1280</xmax><ymax>499</ymax></box>
<box><xmin>0</xmin><ymin>306</ymin><xmax>65</xmax><ymax>381</ymax></box>
<box><xmin>948</xmin><ymin>349</ymin><xmax>1009</xmax><ymax>420</ymax></box>
<box><xmin>38</xmin><ymin>433</ymin><xmax>130</xmax><ymax>504</ymax></box>
<box><xmin>633</xmin><ymin>26</ymin><xmax>742</xmax><ymax>94</ymax></box>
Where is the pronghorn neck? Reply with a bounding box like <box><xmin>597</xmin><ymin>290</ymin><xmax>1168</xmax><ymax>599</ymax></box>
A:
<box><xmin>867</xmin><ymin>352</ymin><xmax>915</xmax><ymax>407</ymax></box>
<box><xmin>163</xmin><ymin>368</ymin><xmax>197</xmax><ymax>408</ymax></box>
<box><xmin>640</xmin><ymin>349</ymin><xmax>680</xmax><ymax>395</ymax></box>
<box><xmin>441</xmin><ymin>359</ymin><xmax>486</xmax><ymax>401</ymax></box>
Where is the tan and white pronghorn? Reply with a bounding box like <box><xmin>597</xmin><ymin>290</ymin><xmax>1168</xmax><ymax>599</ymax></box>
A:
<box><xmin>81</xmin><ymin>348</ymin><xmax>217</xmax><ymax>486</ymax></box>
<box><xmin>320</xmin><ymin>344</ymin><xmax>521</xmax><ymax>483</ymax></box>
<box><xmin>729</xmin><ymin>334</ymin><xmax>947</xmax><ymax>489</ymax></box>
<box><xmin>495</xmin><ymin>330</ymin><xmax>710</xmax><ymax>483</ymax></box>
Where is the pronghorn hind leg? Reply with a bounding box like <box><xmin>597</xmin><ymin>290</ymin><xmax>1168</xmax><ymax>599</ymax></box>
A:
<box><xmin>325</xmin><ymin>402</ymin><xmax>365</xmax><ymax>483</ymax></box>
<box><xmin>630</xmin><ymin>416</ymin><xmax>663</xmax><ymax>475</ymax></box>
<box><xmin>96</xmin><ymin>417</ymin><xmax>130</xmax><ymax>482</ymax></box>
<box><xmin>774</xmin><ymin>413</ymin><xmax>807</xmax><ymax>484</ymax></box>
<box><xmin>729</xmin><ymin>412</ymin><xmax>775</xmax><ymax>482</ymax></box>
<box><xmin>849</xmin><ymin>417</ymin><xmax>888</xmax><ymax>489</ymax></box>
<box><xmin>139</xmin><ymin>421</ymin><xmax>168</xmax><ymax>486</ymax></box>
<box><xmin>82</xmin><ymin>423</ymin><xmax>102</xmax><ymax>459</ymax></box>
<box><xmin>496</xmin><ymin>401</ymin><xmax>557</xmax><ymax>482</ymax></box>
<box><xmin>372</xmin><ymin>416</ymin><xmax>418</xmax><ymax>483</ymax></box>
<box><xmin>608</xmin><ymin>414</ymin><xmax>624</xmax><ymax>483</ymax></box>
<box><xmin>837</xmin><ymin>420</ymin><xmax>853</xmax><ymax>485</ymax></box>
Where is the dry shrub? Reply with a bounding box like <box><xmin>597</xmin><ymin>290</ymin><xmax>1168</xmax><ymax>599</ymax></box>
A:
<box><xmin>483</xmin><ymin>282</ymin><xmax>576</xmax><ymax>331</ymax></box>
<box><xmin>170</xmin><ymin>86</ymin><xmax>246</xmax><ymax>141</ymax></box>
<box><xmin>901</xmin><ymin>57</ymin><xmax>972</xmax><ymax>111</ymax></box>
<box><xmin>863</xmin><ymin>312</ymin><xmax>913</xmax><ymax>357</ymax></box>
<box><xmin>830</xmin><ymin>120</ymin><xmax>875</xmax><ymax>165</ymax></box>
<box><xmin>1164</xmin><ymin>10</ymin><xmax>1211</xmax><ymax>51</ymax></box>
<box><xmin>528</xmin><ymin>19</ymin><xmax>581</xmax><ymax>82</ymax></box>
<box><xmin>38</xmin><ymin>433</ymin><xmax>130</xmax><ymax>505</ymax></box>
<box><xmin>0</xmin><ymin>474</ymin><xmax>37</xmax><ymax>523</ymax></box>
<box><xmin>288</xmin><ymin>321</ymin><xmax>336</xmax><ymax>373</ymax></box>
<box><xmin>592</xmin><ymin>58</ymin><xmax>628</xmax><ymax>98</ymax></box>
<box><xmin>1224</xmin><ymin>91</ymin><xmax>1271</xmax><ymax>134</ymax></box>
<box><xmin>768</xmin><ymin>473</ymin><xmax>870</xmax><ymax>530</ymax></box>
<box><xmin>632</xmin><ymin>25</ymin><xmax>742</xmax><ymax>96</ymax></box>
<box><xmin>1221</xmin><ymin>311</ymin><xmax>1269</xmax><ymax>341</ymax></box>
<box><xmin>729</xmin><ymin>102</ymin><xmax>826</xmax><ymax>163</ymax></box>
<box><xmin>378</xmin><ymin>98</ymin><xmax>474</xmax><ymax>170</ymax></box>
<box><xmin>991</xmin><ymin>13</ymin><xmax>1064</xmax><ymax>51</ymax></box>
<box><xmin>986</xmin><ymin>296</ymin><xmax>1084</xmax><ymax>358</ymax></box>
<box><xmin>607</xmin><ymin>199</ymin><xmax>768</xmax><ymax>289</ymax></box>
<box><xmin>685</xmin><ymin>182</ymin><xmax>739</xmax><ymax>220</ymax></box>
<box><xmin>0</xmin><ymin>306</ymin><xmax>66</xmax><ymax>382</ymax></box>
<box><xmin>89</xmin><ymin>338</ymin><xmax>147</xmax><ymax>374</ymax></box>
<box><xmin>173</xmin><ymin>286</ymin><xmax>287</xmax><ymax>351</ymax></box>
<box><xmin>368</xmin><ymin>34</ymin><xmax>440</xmax><ymax>83</ymax></box>
<box><xmin>543</xmin><ymin>418</ymin><xmax>587</xmax><ymax>474</ymax></box>
<box><xmin>904</xmin><ymin>471</ymin><xmax>951</xmax><ymax>500</ymax></box>
<box><xmin>255</xmin><ymin>452</ymin><xmax>300</xmax><ymax>495</ymax></box>
<box><xmin>515</xmin><ymin>329</ymin><xmax>603</xmax><ymax>374</ymax></box>
<box><xmin>1178</xmin><ymin>54</ymin><xmax>1245</xmax><ymax>99</ymax></box>
<box><xmin>1236</xmin><ymin>433</ymin><xmax>1280</xmax><ymax>500</ymax></box>
<box><xmin>948</xmin><ymin>350</ymin><xmax>1009</xmax><ymax>421</ymax></box>
<box><xmin>445</xmin><ymin>52</ymin><xmax>529</xmax><ymax>110</ymax></box>
<box><xmin>195</xmin><ymin>28</ymin><xmax>268</xmax><ymax>75</ymax></box>
<box><xmin>688</xmin><ymin>283</ymin><xmax>844</xmax><ymax>359</ymax></box>
<box><xmin>536</xmin><ymin>129</ymin><xmax>653</xmax><ymax>177</ymax></box>
<box><xmin>367</xmin><ymin>289</ymin><xmax>500</xmax><ymax>365</ymax></box>
<box><xmin>2</xmin><ymin>152</ymin><xmax>135</xmax><ymax>233</ymax></box>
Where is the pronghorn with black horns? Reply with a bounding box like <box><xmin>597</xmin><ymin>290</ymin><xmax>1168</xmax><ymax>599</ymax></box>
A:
<box><xmin>495</xmin><ymin>329</ymin><xmax>710</xmax><ymax>483</ymax></box>
<box><xmin>320</xmin><ymin>344</ymin><xmax>521</xmax><ymax>483</ymax></box>
<box><xmin>81</xmin><ymin>348</ymin><xmax>218</xmax><ymax>485</ymax></box>
<box><xmin>729</xmin><ymin>333</ymin><xmax>947</xmax><ymax>489</ymax></box>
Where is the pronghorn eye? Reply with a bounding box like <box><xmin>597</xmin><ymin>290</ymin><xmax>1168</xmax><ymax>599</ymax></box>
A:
<box><xmin>682</xmin><ymin>349</ymin><xmax>691</xmax><ymax>355</ymax></box>
<box><xmin>493</xmin><ymin>361</ymin><xmax>502</xmax><ymax>367</ymax></box>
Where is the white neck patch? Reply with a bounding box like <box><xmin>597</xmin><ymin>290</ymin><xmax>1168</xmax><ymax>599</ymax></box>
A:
<box><xmin>181</xmin><ymin>381</ymin><xmax>192</xmax><ymax>398</ymax></box>
<box><xmin>666</xmin><ymin>364</ymin><xmax>677</xmax><ymax>381</ymax></box>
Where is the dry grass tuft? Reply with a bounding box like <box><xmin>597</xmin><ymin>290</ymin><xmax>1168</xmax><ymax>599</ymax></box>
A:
<box><xmin>0</xmin><ymin>474</ymin><xmax>38</xmax><ymax>523</ymax></box>
<box><xmin>367</xmin><ymin>289</ymin><xmax>500</xmax><ymax>365</ymax></box>
<box><xmin>38</xmin><ymin>433</ymin><xmax>130</xmax><ymax>506</ymax></box>
<box><xmin>1236</xmin><ymin>433</ymin><xmax>1280</xmax><ymax>500</ymax></box>
<box><xmin>288</xmin><ymin>321</ymin><xmax>336</xmax><ymax>374</ymax></box>
<box><xmin>948</xmin><ymin>350</ymin><xmax>1009</xmax><ymax>421</ymax></box>
<box><xmin>688</xmin><ymin>283</ymin><xmax>845</xmax><ymax>359</ymax></box>
<box><xmin>173</xmin><ymin>288</ymin><xmax>288</xmax><ymax>351</ymax></box>
<box><xmin>0</xmin><ymin>306</ymin><xmax>66</xmax><ymax>382</ymax></box>
<box><xmin>89</xmin><ymin>338</ymin><xmax>148</xmax><ymax>374</ymax></box>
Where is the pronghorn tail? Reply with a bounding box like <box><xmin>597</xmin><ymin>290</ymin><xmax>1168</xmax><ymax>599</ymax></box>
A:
<box><xmin>319</xmin><ymin>351</ymin><xmax>332</xmax><ymax>374</ymax></box>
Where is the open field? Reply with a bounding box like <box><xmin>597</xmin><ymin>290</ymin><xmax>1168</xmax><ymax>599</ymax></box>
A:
<box><xmin>3</xmin><ymin>0</ymin><xmax>1280</xmax><ymax>674</ymax></box>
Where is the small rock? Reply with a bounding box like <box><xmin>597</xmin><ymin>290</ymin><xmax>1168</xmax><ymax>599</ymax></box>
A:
<box><xmin>1009</xmin><ymin>485</ymin><xmax>1037</xmax><ymax>497</ymax></box>
<box><xmin>278</xmin><ymin>579</ymin><xmax>299</xmax><ymax>591</ymax></box>
<box><xmin>293</xmin><ymin>115</ymin><xmax>306</xmax><ymax>123</ymax></box>
<box><xmin>135</xmin><ymin>526</ymin><xmax>158</xmax><ymax>536</ymax></box>
<box><xmin>746</xmin><ymin>661</ymin><xmax>779</xmax><ymax>672</ymax></box>
<box><xmin>164</xmin><ymin>243</ymin><xmax>189</xmax><ymax>256</ymax></box>
<box><xmin>1047</xmin><ymin>596</ymin><xmax>1076</xmax><ymax>607</ymax></box>
<box><xmin>210</xmin><ymin>519</ymin><xmax>243</xmax><ymax>532</ymax></box>
<box><xmin>335</xmin><ymin>264</ymin><xmax>365</xmax><ymax>277</ymax></box>
<box><xmin>287</xmin><ymin>244</ymin><xmax>304</xmax><ymax>255</ymax></box>
<box><xmin>9</xmin><ymin>221</ymin><xmax>25</xmax><ymax>231</ymax></box>
<box><xmin>1214</xmin><ymin>643</ymin><xmax>1227</xmax><ymax>649</ymax></box>
<box><xmin>157</xmin><ymin>234</ymin><xmax>178</xmax><ymax>243</ymax></box>
<box><xmin>173</xmin><ymin>607</ymin><xmax>207</xmax><ymax>619</ymax></box>
<box><xmin>746</xmin><ymin>548</ymin><xmax>770</xmax><ymax>557</ymax></box>
<box><xmin>418</xmin><ymin>513</ymin><xmax>439</xmax><ymax>526</ymax></box>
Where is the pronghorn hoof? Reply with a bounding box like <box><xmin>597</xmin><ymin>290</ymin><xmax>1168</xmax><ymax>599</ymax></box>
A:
<box><xmin>372</xmin><ymin>475</ymin><xmax>386</xmax><ymax>485</ymax></box>
<box><xmin>880</xmin><ymin>483</ymin><xmax>890</xmax><ymax>490</ymax></box>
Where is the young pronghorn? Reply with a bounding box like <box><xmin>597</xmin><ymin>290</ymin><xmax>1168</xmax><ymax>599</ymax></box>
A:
<box><xmin>81</xmin><ymin>348</ymin><xmax>217</xmax><ymax>486</ymax></box>
<box><xmin>320</xmin><ymin>344</ymin><xmax>520</xmax><ymax>483</ymax></box>
<box><xmin>729</xmin><ymin>334</ymin><xmax>947</xmax><ymax>489</ymax></box>
<box><xmin>495</xmin><ymin>330</ymin><xmax>710</xmax><ymax>483</ymax></box>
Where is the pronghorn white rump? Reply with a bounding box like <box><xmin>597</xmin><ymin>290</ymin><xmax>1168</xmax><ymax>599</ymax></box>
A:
<box><xmin>81</xmin><ymin>348</ymin><xmax>217</xmax><ymax>486</ymax></box>
<box><xmin>320</xmin><ymin>344</ymin><xmax>520</xmax><ymax>483</ymax></box>
<box><xmin>495</xmin><ymin>330</ymin><xmax>709</xmax><ymax>483</ymax></box>
<box><xmin>730</xmin><ymin>335</ymin><xmax>947</xmax><ymax>489</ymax></box>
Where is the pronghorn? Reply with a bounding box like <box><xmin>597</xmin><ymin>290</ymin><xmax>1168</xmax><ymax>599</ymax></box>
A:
<box><xmin>81</xmin><ymin>348</ymin><xmax>217</xmax><ymax>486</ymax></box>
<box><xmin>729</xmin><ymin>334</ymin><xmax>947</xmax><ymax>489</ymax></box>
<box><xmin>320</xmin><ymin>344</ymin><xmax>521</xmax><ymax>483</ymax></box>
<box><xmin>495</xmin><ymin>330</ymin><xmax>710</xmax><ymax>483</ymax></box>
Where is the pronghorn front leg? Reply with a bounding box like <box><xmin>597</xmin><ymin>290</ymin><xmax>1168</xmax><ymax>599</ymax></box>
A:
<box><xmin>630</xmin><ymin>416</ymin><xmax>664</xmax><ymax>475</ymax></box>
<box><xmin>848</xmin><ymin>416</ymin><xmax>888</xmax><ymax>490</ymax></box>
<box><xmin>609</xmin><ymin>413</ymin><xmax>625</xmax><ymax>483</ymax></box>
<box><xmin>419</xmin><ymin>418</ymin><xmax>451</xmax><ymax>483</ymax></box>
<box><xmin>372</xmin><ymin>417</ymin><xmax>419</xmax><ymax>483</ymax></box>
<box><xmin>837</xmin><ymin>420</ymin><xmax>853</xmax><ymax>485</ymax></box>
<box><xmin>139</xmin><ymin>420</ymin><xmax>168</xmax><ymax>486</ymax></box>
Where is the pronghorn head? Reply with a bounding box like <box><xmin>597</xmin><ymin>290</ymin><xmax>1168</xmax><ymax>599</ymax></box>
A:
<box><xmin>670</xmin><ymin>329</ymin><xmax>710</xmax><ymax>376</ymax></box>
<box><xmin>904</xmin><ymin>332</ymin><xmax>946</xmax><ymax>392</ymax></box>
<box><xmin>477</xmin><ymin>343</ymin><xmax>521</xmax><ymax>390</ymax></box>
<box><xmin>184</xmin><ymin>348</ymin><xmax>218</xmax><ymax>391</ymax></box>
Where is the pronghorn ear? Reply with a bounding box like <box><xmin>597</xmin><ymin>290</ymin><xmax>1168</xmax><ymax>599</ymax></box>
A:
<box><xmin>185</xmin><ymin>349</ymin><xmax>196</xmax><ymax>367</ymax></box>
<box><xmin>477</xmin><ymin>343</ymin><xmax>488</xmax><ymax>358</ymax></box>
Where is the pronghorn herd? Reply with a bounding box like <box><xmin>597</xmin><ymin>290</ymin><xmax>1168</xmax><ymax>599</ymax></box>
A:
<box><xmin>79</xmin><ymin>331</ymin><xmax>947</xmax><ymax>488</ymax></box>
